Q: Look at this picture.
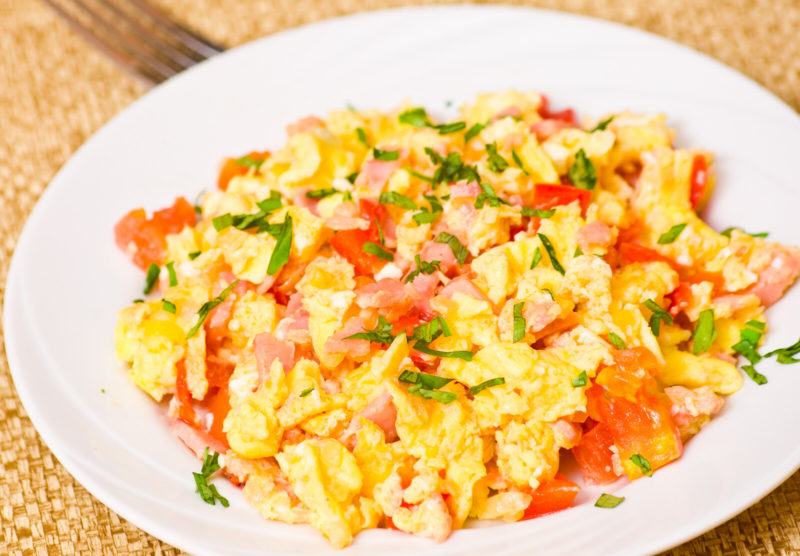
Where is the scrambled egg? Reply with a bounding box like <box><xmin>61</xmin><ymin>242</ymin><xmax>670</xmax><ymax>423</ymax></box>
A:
<box><xmin>113</xmin><ymin>90</ymin><xmax>799</xmax><ymax>548</ymax></box>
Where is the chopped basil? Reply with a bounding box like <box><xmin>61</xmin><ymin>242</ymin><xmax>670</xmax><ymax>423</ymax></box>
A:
<box><xmin>356</xmin><ymin>127</ymin><xmax>369</xmax><ymax>147</ymax></box>
<box><xmin>212</xmin><ymin>213</ymin><xmax>233</xmax><ymax>231</ymax></box>
<box><xmin>571</xmin><ymin>370</ymin><xmax>588</xmax><ymax>388</ymax></box>
<box><xmin>144</xmin><ymin>263</ymin><xmax>160</xmax><ymax>295</ymax></box>
<box><xmin>193</xmin><ymin>448</ymin><xmax>229</xmax><ymax>507</ymax></box>
<box><xmin>574</xmin><ymin>246</ymin><xmax>583</xmax><ymax>257</ymax></box>
<box><xmin>256</xmin><ymin>191</ymin><xmax>282</xmax><ymax>213</ymax></box>
<box><xmin>211</xmin><ymin>191</ymin><xmax>282</xmax><ymax>233</ymax></box>
<box><xmin>475</xmin><ymin>182</ymin><xmax>509</xmax><ymax>209</ymax></box>
<box><xmin>363</xmin><ymin>241</ymin><xmax>393</xmax><ymax>261</ymax></box>
<box><xmin>267</xmin><ymin>216</ymin><xmax>293</xmax><ymax>275</ymax></box>
<box><xmin>590</xmin><ymin>116</ymin><xmax>614</xmax><ymax>132</ymax></box>
<box><xmin>513</xmin><ymin>302</ymin><xmax>526</xmax><ymax>342</ymax></box>
<box><xmin>630</xmin><ymin>453</ymin><xmax>653</xmax><ymax>476</ymax></box>
<box><xmin>595</xmin><ymin>493</ymin><xmax>624</xmax><ymax>509</ymax></box>
<box><xmin>347</xmin><ymin>316</ymin><xmax>395</xmax><ymax>345</ymax></box>
<box><xmin>464</xmin><ymin>122</ymin><xmax>486</xmax><ymax>143</ymax></box>
<box><xmin>434</xmin><ymin>121</ymin><xmax>466</xmax><ymax>135</ymax></box>
<box><xmin>469</xmin><ymin>377</ymin><xmax>506</xmax><ymax>395</ymax></box>
<box><xmin>644</xmin><ymin>299</ymin><xmax>673</xmax><ymax>336</ymax></box>
<box><xmin>165</xmin><ymin>261</ymin><xmax>177</xmax><ymax>287</ymax></box>
<box><xmin>409</xmin><ymin>169</ymin><xmax>435</xmax><ymax>184</ymax></box>
<box><xmin>764</xmin><ymin>337</ymin><xmax>800</xmax><ymax>364</ymax></box>
<box><xmin>299</xmin><ymin>387</ymin><xmax>314</xmax><ymax>397</ymax></box>
<box><xmin>412</xmin><ymin>211</ymin><xmax>438</xmax><ymax>224</ymax></box>
<box><xmin>742</xmin><ymin>364</ymin><xmax>768</xmax><ymax>385</ymax></box>
<box><xmin>434</xmin><ymin>232</ymin><xmax>468</xmax><ymax>264</ymax></box>
<box><xmin>568</xmin><ymin>148</ymin><xmax>596</xmax><ymax>190</ymax></box>
<box><xmin>413</xmin><ymin>340</ymin><xmax>473</xmax><ymax>361</ymax></box>
<box><xmin>188</xmin><ymin>251</ymin><xmax>201</xmax><ymax>260</ymax></box>
<box><xmin>521</xmin><ymin>207</ymin><xmax>555</xmax><ymax>218</ymax></box>
<box><xmin>721</xmin><ymin>227</ymin><xmax>769</xmax><ymax>239</ymax></box>
<box><xmin>373</xmin><ymin>148</ymin><xmax>399</xmax><ymax>161</ymax></box>
<box><xmin>692</xmin><ymin>309</ymin><xmax>716</xmax><ymax>354</ymax></box>
<box><xmin>411</xmin><ymin>315</ymin><xmax>451</xmax><ymax>343</ymax></box>
<box><xmin>485</xmin><ymin>143</ymin><xmax>509</xmax><ymax>173</ymax></box>
<box><xmin>398</xmin><ymin>369</ymin><xmax>453</xmax><ymax>390</ymax></box>
<box><xmin>379</xmin><ymin>191</ymin><xmax>417</xmax><ymax>210</ymax></box>
<box><xmin>657</xmin><ymin>223</ymin><xmax>687</xmax><ymax>244</ymax></box>
<box><xmin>398</xmin><ymin>107</ymin><xmax>430</xmax><ymax>127</ymax></box>
<box><xmin>425</xmin><ymin>147</ymin><xmax>480</xmax><ymax>185</ymax></box>
<box><xmin>186</xmin><ymin>280</ymin><xmax>238</xmax><ymax>338</ymax></box>
<box><xmin>408</xmin><ymin>386</ymin><xmax>457</xmax><ymax>404</ymax></box>
<box><xmin>132</xmin><ymin>298</ymin><xmax>144</xmax><ymax>304</ymax></box>
<box><xmin>511</xmin><ymin>149</ymin><xmax>529</xmax><ymax>175</ymax></box>
<box><xmin>306</xmin><ymin>188</ymin><xmax>339</xmax><ymax>199</ymax></box>
<box><xmin>530</xmin><ymin>247</ymin><xmax>542</xmax><ymax>269</ymax></box>
<box><xmin>608</xmin><ymin>332</ymin><xmax>627</xmax><ymax>350</ymax></box>
<box><xmin>346</xmin><ymin>172</ymin><xmax>359</xmax><ymax>184</ymax></box>
<box><xmin>538</xmin><ymin>233</ymin><xmax>565</xmax><ymax>275</ymax></box>
<box><xmin>161</xmin><ymin>299</ymin><xmax>176</xmax><ymax>314</ymax></box>
<box><xmin>235</xmin><ymin>154</ymin><xmax>264</xmax><ymax>169</ymax></box>
<box><xmin>405</xmin><ymin>255</ymin><xmax>441</xmax><ymax>283</ymax></box>
<box><xmin>732</xmin><ymin>320</ymin><xmax>765</xmax><ymax>368</ymax></box>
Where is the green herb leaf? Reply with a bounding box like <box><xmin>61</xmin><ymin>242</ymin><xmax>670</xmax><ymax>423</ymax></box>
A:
<box><xmin>568</xmin><ymin>148</ymin><xmax>596</xmax><ymax>190</ymax></box>
<box><xmin>464</xmin><ymin>122</ymin><xmax>486</xmax><ymax>143</ymax></box>
<box><xmin>595</xmin><ymin>493</ymin><xmax>624</xmax><ymax>509</ymax></box>
<box><xmin>267</xmin><ymin>216</ymin><xmax>293</xmax><ymax>276</ymax></box>
<box><xmin>363</xmin><ymin>241</ymin><xmax>393</xmax><ymax>261</ymax></box>
<box><xmin>299</xmin><ymin>387</ymin><xmax>314</xmax><ymax>397</ymax></box>
<box><xmin>475</xmin><ymin>181</ymin><xmax>509</xmax><ymax>209</ymax></box>
<box><xmin>644</xmin><ymin>299</ymin><xmax>673</xmax><ymax>336</ymax></box>
<box><xmin>186</xmin><ymin>281</ymin><xmax>238</xmax><ymax>338</ymax></box>
<box><xmin>409</xmin><ymin>169</ymin><xmax>435</xmax><ymax>184</ymax></box>
<box><xmin>764</xmin><ymin>337</ymin><xmax>800</xmax><ymax>364</ymax></box>
<box><xmin>398</xmin><ymin>369</ymin><xmax>453</xmax><ymax>390</ymax></box>
<box><xmin>306</xmin><ymin>188</ymin><xmax>339</xmax><ymax>199</ymax></box>
<box><xmin>608</xmin><ymin>332</ymin><xmax>626</xmax><ymax>350</ymax></box>
<box><xmin>511</xmin><ymin>149</ymin><xmax>529</xmax><ymax>175</ymax></box>
<box><xmin>373</xmin><ymin>148</ymin><xmax>399</xmax><ymax>161</ymax></box>
<box><xmin>721</xmin><ymin>227</ymin><xmax>769</xmax><ymax>239</ymax></box>
<box><xmin>356</xmin><ymin>127</ymin><xmax>369</xmax><ymax>147</ymax></box>
<box><xmin>513</xmin><ymin>302</ymin><xmax>526</xmax><ymax>342</ymax></box>
<box><xmin>591</xmin><ymin>116</ymin><xmax>614</xmax><ymax>132</ymax></box>
<box><xmin>692</xmin><ymin>309</ymin><xmax>716</xmax><ymax>354</ymax></box>
<box><xmin>193</xmin><ymin>448</ymin><xmax>229</xmax><ymax>507</ymax></box>
<box><xmin>657</xmin><ymin>223</ymin><xmax>687</xmax><ymax>244</ymax></box>
<box><xmin>144</xmin><ymin>263</ymin><xmax>160</xmax><ymax>295</ymax></box>
<box><xmin>132</xmin><ymin>298</ymin><xmax>144</xmax><ymax>304</ymax></box>
<box><xmin>346</xmin><ymin>316</ymin><xmax>395</xmax><ymax>345</ymax></box>
<box><xmin>235</xmin><ymin>155</ymin><xmax>265</xmax><ymax>169</ymax></box>
<box><xmin>742</xmin><ymin>364</ymin><xmax>768</xmax><ymax>385</ymax></box>
<box><xmin>571</xmin><ymin>370</ymin><xmax>588</xmax><ymax>388</ymax></box>
<box><xmin>485</xmin><ymin>143</ymin><xmax>509</xmax><ymax>172</ymax></box>
<box><xmin>379</xmin><ymin>191</ymin><xmax>417</xmax><ymax>210</ymax></box>
<box><xmin>434</xmin><ymin>232</ymin><xmax>468</xmax><ymax>264</ymax></box>
<box><xmin>411</xmin><ymin>211</ymin><xmax>437</xmax><ymax>224</ymax></box>
<box><xmin>469</xmin><ymin>377</ymin><xmax>506</xmax><ymax>396</ymax></box>
<box><xmin>434</xmin><ymin>121</ymin><xmax>466</xmax><ymax>134</ymax></box>
<box><xmin>411</xmin><ymin>315</ymin><xmax>451</xmax><ymax>343</ymax></box>
<box><xmin>425</xmin><ymin>148</ymin><xmax>480</xmax><ymax>186</ymax></box>
<box><xmin>407</xmin><ymin>385</ymin><xmax>457</xmax><ymax>404</ymax></box>
<box><xmin>165</xmin><ymin>261</ymin><xmax>177</xmax><ymax>287</ymax></box>
<box><xmin>398</xmin><ymin>107</ymin><xmax>430</xmax><ymax>127</ymax></box>
<box><xmin>574</xmin><ymin>246</ymin><xmax>583</xmax><ymax>257</ymax></box>
<box><xmin>405</xmin><ymin>255</ymin><xmax>441</xmax><ymax>283</ymax></box>
<box><xmin>346</xmin><ymin>172</ymin><xmax>359</xmax><ymax>184</ymax></box>
<box><xmin>530</xmin><ymin>247</ymin><xmax>542</xmax><ymax>269</ymax></box>
<box><xmin>212</xmin><ymin>213</ymin><xmax>233</xmax><ymax>231</ymax></box>
<box><xmin>188</xmin><ymin>251</ymin><xmax>201</xmax><ymax>260</ymax></box>
<box><xmin>538</xmin><ymin>233</ymin><xmax>565</xmax><ymax>275</ymax></box>
<box><xmin>630</xmin><ymin>453</ymin><xmax>653</xmax><ymax>476</ymax></box>
<box><xmin>161</xmin><ymin>299</ymin><xmax>176</xmax><ymax>314</ymax></box>
<box><xmin>521</xmin><ymin>207</ymin><xmax>555</xmax><ymax>218</ymax></box>
<box><xmin>412</xmin><ymin>340</ymin><xmax>473</xmax><ymax>361</ymax></box>
<box><xmin>732</xmin><ymin>320</ymin><xmax>765</xmax><ymax>366</ymax></box>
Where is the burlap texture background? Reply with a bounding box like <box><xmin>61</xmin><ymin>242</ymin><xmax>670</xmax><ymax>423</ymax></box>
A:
<box><xmin>1</xmin><ymin>0</ymin><xmax>798</xmax><ymax>554</ymax></box>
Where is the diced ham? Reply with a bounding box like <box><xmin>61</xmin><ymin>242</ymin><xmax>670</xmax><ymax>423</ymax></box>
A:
<box><xmin>286</xmin><ymin>115</ymin><xmax>324</xmax><ymax>135</ymax></box>
<box><xmin>207</xmin><ymin>295</ymin><xmax>235</xmax><ymax>330</ymax></box>
<box><xmin>665</xmin><ymin>385</ymin><xmax>724</xmax><ymax>437</ymax></box>
<box><xmin>493</xmin><ymin>105</ymin><xmax>522</xmax><ymax>121</ymax></box>
<box><xmin>522</xmin><ymin>297</ymin><xmax>561</xmax><ymax>332</ymax></box>
<box><xmin>438</xmin><ymin>276</ymin><xmax>487</xmax><ymax>302</ymax></box>
<box><xmin>359</xmin><ymin>391</ymin><xmax>398</xmax><ymax>442</ymax></box>
<box><xmin>420</xmin><ymin>240</ymin><xmax>458</xmax><ymax>274</ymax></box>
<box><xmin>712</xmin><ymin>293</ymin><xmax>760</xmax><ymax>318</ymax></box>
<box><xmin>577</xmin><ymin>221</ymin><xmax>614</xmax><ymax>252</ymax></box>
<box><xmin>356</xmin><ymin>158</ymin><xmax>401</xmax><ymax>197</ymax></box>
<box><xmin>747</xmin><ymin>245</ymin><xmax>800</xmax><ymax>306</ymax></box>
<box><xmin>254</xmin><ymin>332</ymin><xmax>296</xmax><ymax>386</ymax></box>
<box><xmin>530</xmin><ymin>119</ymin><xmax>573</xmax><ymax>141</ymax></box>
<box><xmin>326</xmin><ymin>201</ymin><xmax>370</xmax><ymax>231</ymax></box>
<box><xmin>449</xmin><ymin>181</ymin><xmax>480</xmax><ymax>199</ymax></box>
<box><xmin>324</xmin><ymin>317</ymin><xmax>372</xmax><ymax>360</ymax></box>
<box><xmin>355</xmin><ymin>278</ymin><xmax>415</xmax><ymax>320</ymax></box>
<box><xmin>409</xmin><ymin>273</ymin><xmax>439</xmax><ymax>318</ymax></box>
<box><xmin>170</xmin><ymin>418</ymin><xmax>227</xmax><ymax>459</ymax></box>
<box><xmin>275</xmin><ymin>293</ymin><xmax>311</xmax><ymax>344</ymax></box>
<box><xmin>256</xmin><ymin>274</ymin><xmax>277</xmax><ymax>295</ymax></box>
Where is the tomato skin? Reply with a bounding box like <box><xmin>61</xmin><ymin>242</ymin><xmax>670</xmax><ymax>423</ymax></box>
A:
<box><xmin>572</xmin><ymin>420</ymin><xmax>619</xmax><ymax>484</ymax></box>
<box><xmin>217</xmin><ymin>150</ymin><xmax>270</xmax><ymax>191</ymax></box>
<box><xmin>114</xmin><ymin>196</ymin><xmax>196</xmax><ymax>270</ymax></box>
<box><xmin>201</xmin><ymin>383</ymin><xmax>231</xmax><ymax>449</ymax></box>
<box><xmin>689</xmin><ymin>155</ymin><xmax>708</xmax><ymax>210</ymax></box>
<box><xmin>534</xmin><ymin>184</ymin><xmax>591</xmax><ymax>213</ymax></box>
<box><xmin>175</xmin><ymin>359</ymin><xmax>197</xmax><ymax>424</ymax></box>
<box><xmin>330</xmin><ymin>199</ymin><xmax>389</xmax><ymax>275</ymax></box>
<box><xmin>522</xmin><ymin>476</ymin><xmax>580</xmax><ymax>519</ymax></box>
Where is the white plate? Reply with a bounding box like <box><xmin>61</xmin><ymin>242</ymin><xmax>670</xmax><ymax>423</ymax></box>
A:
<box><xmin>6</xmin><ymin>6</ymin><xmax>800</xmax><ymax>555</ymax></box>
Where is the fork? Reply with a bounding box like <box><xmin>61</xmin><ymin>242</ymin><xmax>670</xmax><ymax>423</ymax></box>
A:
<box><xmin>42</xmin><ymin>0</ymin><xmax>225</xmax><ymax>85</ymax></box>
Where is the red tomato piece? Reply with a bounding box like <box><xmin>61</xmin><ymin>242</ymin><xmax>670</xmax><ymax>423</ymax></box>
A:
<box><xmin>330</xmin><ymin>199</ymin><xmax>390</xmax><ymax>275</ymax></box>
<box><xmin>522</xmin><ymin>476</ymin><xmax>580</xmax><ymax>519</ymax></box>
<box><xmin>537</xmin><ymin>95</ymin><xmax>577</xmax><ymax>124</ymax></box>
<box><xmin>572</xmin><ymin>421</ymin><xmax>619</xmax><ymax>484</ymax></box>
<box><xmin>175</xmin><ymin>359</ymin><xmax>196</xmax><ymax>424</ymax></box>
<box><xmin>689</xmin><ymin>154</ymin><xmax>708</xmax><ymax>210</ymax></box>
<box><xmin>617</xmin><ymin>242</ymin><xmax>675</xmax><ymax>267</ymax></box>
<box><xmin>217</xmin><ymin>150</ymin><xmax>270</xmax><ymax>191</ymax></box>
<box><xmin>667</xmin><ymin>282</ymin><xmax>693</xmax><ymax>317</ymax></box>
<box><xmin>534</xmin><ymin>184</ymin><xmax>591</xmax><ymax>214</ymax></box>
<box><xmin>152</xmin><ymin>196</ymin><xmax>197</xmax><ymax>235</ymax></box>
<box><xmin>201</xmin><ymin>383</ymin><xmax>231</xmax><ymax>449</ymax></box>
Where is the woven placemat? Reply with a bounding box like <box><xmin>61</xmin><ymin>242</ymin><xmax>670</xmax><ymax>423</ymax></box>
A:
<box><xmin>1</xmin><ymin>0</ymin><xmax>799</xmax><ymax>554</ymax></box>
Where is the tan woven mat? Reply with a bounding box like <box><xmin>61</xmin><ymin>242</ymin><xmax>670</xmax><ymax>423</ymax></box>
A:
<box><xmin>1</xmin><ymin>0</ymin><xmax>799</xmax><ymax>554</ymax></box>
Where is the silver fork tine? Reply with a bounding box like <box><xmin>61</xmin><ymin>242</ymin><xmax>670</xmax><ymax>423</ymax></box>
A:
<box><xmin>41</xmin><ymin>0</ymin><xmax>173</xmax><ymax>84</ymax></box>
<box><xmin>127</xmin><ymin>0</ymin><xmax>225</xmax><ymax>59</ymax></box>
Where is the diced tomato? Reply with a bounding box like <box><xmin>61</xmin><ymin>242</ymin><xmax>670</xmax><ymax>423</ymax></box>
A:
<box><xmin>667</xmin><ymin>282</ymin><xmax>693</xmax><ymax>317</ymax></box>
<box><xmin>617</xmin><ymin>242</ymin><xmax>674</xmax><ymax>267</ymax></box>
<box><xmin>217</xmin><ymin>150</ymin><xmax>270</xmax><ymax>191</ymax></box>
<box><xmin>522</xmin><ymin>476</ymin><xmax>580</xmax><ymax>519</ymax></box>
<box><xmin>114</xmin><ymin>197</ymin><xmax>196</xmax><ymax>270</ymax></box>
<box><xmin>597</xmin><ymin>347</ymin><xmax>660</xmax><ymax>402</ymax></box>
<box><xmin>175</xmin><ymin>359</ymin><xmax>196</xmax><ymax>424</ymax></box>
<box><xmin>330</xmin><ymin>199</ymin><xmax>390</xmax><ymax>275</ymax></box>
<box><xmin>201</xmin><ymin>383</ymin><xmax>231</xmax><ymax>449</ymax></box>
<box><xmin>689</xmin><ymin>155</ymin><xmax>708</xmax><ymax>210</ymax></box>
<box><xmin>613</xmin><ymin>346</ymin><xmax>660</xmax><ymax>374</ymax></box>
<box><xmin>572</xmin><ymin>420</ymin><xmax>619</xmax><ymax>484</ymax></box>
<box><xmin>534</xmin><ymin>184</ymin><xmax>591</xmax><ymax>214</ymax></box>
<box><xmin>537</xmin><ymin>95</ymin><xmax>577</xmax><ymax>124</ymax></box>
<box><xmin>392</xmin><ymin>311</ymin><xmax>424</xmax><ymax>337</ymax></box>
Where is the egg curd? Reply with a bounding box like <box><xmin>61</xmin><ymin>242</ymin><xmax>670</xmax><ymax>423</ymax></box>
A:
<box><xmin>113</xmin><ymin>91</ymin><xmax>800</xmax><ymax>548</ymax></box>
